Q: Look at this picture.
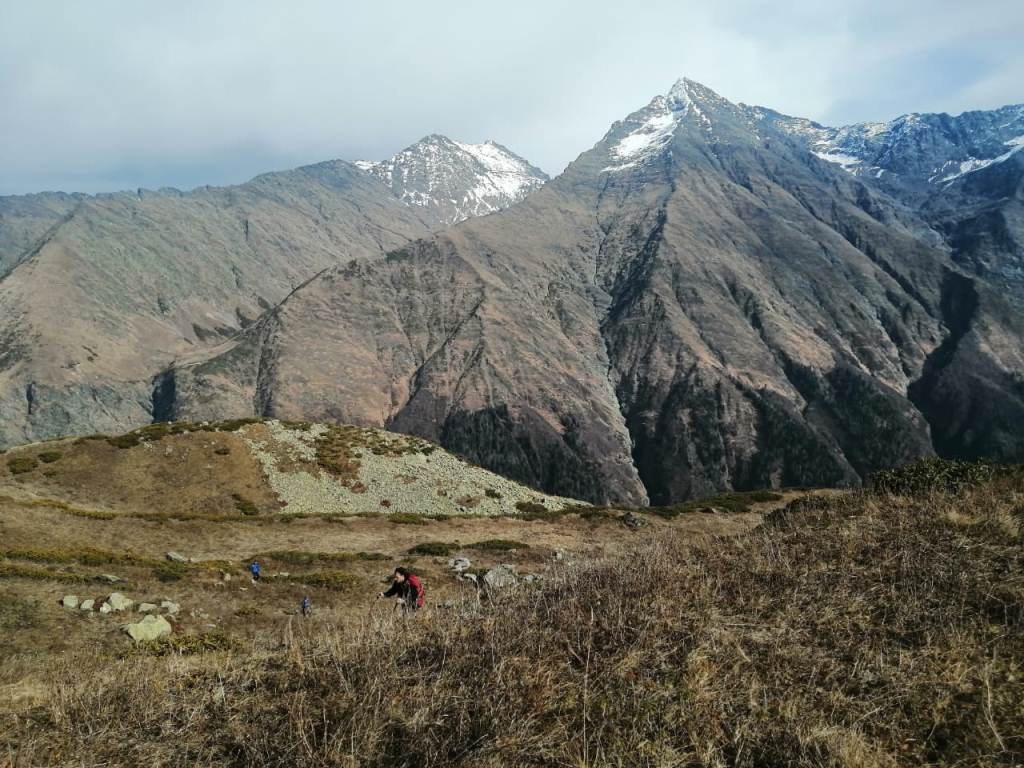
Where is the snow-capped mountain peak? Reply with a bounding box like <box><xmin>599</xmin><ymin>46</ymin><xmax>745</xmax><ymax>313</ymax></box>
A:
<box><xmin>602</xmin><ymin>78</ymin><xmax>729</xmax><ymax>172</ymax></box>
<box><xmin>356</xmin><ymin>136</ymin><xmax>548</xmax><ymax>226</ymax></box>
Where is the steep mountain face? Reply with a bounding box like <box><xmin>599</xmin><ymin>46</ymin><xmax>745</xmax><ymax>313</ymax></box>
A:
<box><xmin>355</xmin><ymin>135</ymin><xmax>548</xmax><ymax>225</ymax></box>
<box><xmin>0</xmin><ymin>161</ymin><xmax>435</xmax><ymax>448</ymax></box>
<box><xmin>162</xmin><ymin>79</ymin><xmax>1024</xmax><ymax>505</ymax></box>
<box><xmin>0</xmin><ymin>135</ymin><xmax>550</xmax><ymax>450</ymax></box>
<box><xmin>762</xmin><ymin>103</ymin><xmax>1024</xmax><ymax>302</ymax></box>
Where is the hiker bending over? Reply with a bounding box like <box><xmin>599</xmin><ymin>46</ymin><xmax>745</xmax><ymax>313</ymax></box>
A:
<box><xmin>301</xmin><ymin>595</ymin><xmax>312</xmax><ymax>616</ymax></box>
<box><xmin>249</xmin><ymin>561</ymin><xmax>261</xmax><ymax>582</ymax></box>
<box><xmin>378</xmin><ymin>567</ymin><xmax>424</xmax><ymax>611</ymax></box>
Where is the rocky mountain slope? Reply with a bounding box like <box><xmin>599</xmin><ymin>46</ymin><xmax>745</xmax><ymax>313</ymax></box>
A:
<box><xmin>0</xmin><ymin>162</ymin><xmax>435</xmax><ymax>449</ymax></box>
<box><xmin>0</xmin><ymin>140</ymin><xmax>545</xmax><ymax>450</ymax></box>
<box><xmin>355</xmin><ymin>135</ymin><xmax>548</xmax><ymax>225</ymax></box>
<box><xmin>0</xmin><ymin>418</ymin><xmax>582</xmax><ymax>519</ymax></box>
<box><xmin>161</xmin><ymin>79</ymin><xmax>1024</xmax><ymax>505</ymax></box>
<box><xmin>761</xmin><ymin>102</ymin><xmax>1024</xmax><ymax>302</ymax></box>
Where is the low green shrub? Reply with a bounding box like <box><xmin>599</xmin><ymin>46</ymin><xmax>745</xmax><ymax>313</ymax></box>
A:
<box><xmin>467</xmin><ymin>539</ymin><xmax>528</xmax><ymax>552</ymax></box>
<box><xmin>7</xmin><ymin>456</ymin><xmax>38</xmax><ymax>475</ymax></box>
<box><xmin>408</xmin><ymin>541</ymin><xmax>455</xmax><ymax>557</ymax></box>
<box><xmin>871</xmin><ymin>457</ymin><xmax>1000</xmax><ymax>495</ymax></box>
<box><xmin>38</xmin><ymin>450</ymin><xmax>63</xmax><ymax>464</ymax></box>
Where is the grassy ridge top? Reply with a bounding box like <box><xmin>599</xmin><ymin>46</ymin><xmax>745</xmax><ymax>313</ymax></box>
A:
<box><xmin>6</xmin><ymin>464</ymin><xmax>1022</xmax><ymax>766</ymax></box>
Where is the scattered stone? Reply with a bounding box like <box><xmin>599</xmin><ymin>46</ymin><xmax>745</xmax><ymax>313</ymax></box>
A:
<box><xmin>620</xmin><ymin>511</ymin><xmax>648</xmax><ymax>530</ymax></box>
<box><xmin>99</xmin><ymin>574</ymin><xmax>122</xmax><ymax>583</ymax></box>
<box><xmin>165</xmin><ymin>551</ymin><xmax>188</xmax><ymax>563</ymax></box>
<box><xmin>553</xmin><ymin>549</ymin><xmax>564</xmax><ymax>562</ymax></box>
<box><xmin>80</xmin><ymin>599</ymin><xmax>95</xmax><ymax>611</ymax></box>
<box><xmin>523</xmin><ymin>574</ymin><xmax>541</xmax><ymax>583</ymax></box>
<box><xmin>105</xmin><ymin>592</ymin><xmax>133</xmax><ymax>612</ymax></box>
<box><xmin>448</xmin><ymin>556</ymin><xmax>472</xmax><ymax>573</ymax></box>
<box><xmin>137</xmin><ymin>602</ymin><xmax>158</xmax><ymax>613</ymax></box>
<box><xmin>483</xmin><ymin>564</ymin><xmax>517</xmax><ymax>589</ymax></box>
<box><xmin>222</xmin><ymin>572</ymin><xmax>232</xmax><ymax>582</ymax></box>
<box><xmin>99</xmin><ymin>602</ymin><xmax>112</xmax><ymax>614</ymax></box>
<box><xmin>160</xmin><ymin>600</ymin><xmax>180</xmax><ymax>615</ymax></box>
<box><xmin>61</xmin><ymin>595</ymin><xmax>79</xmax><ymax>609</ymax></box>
<box><xmin>458</xmin><ymin>572</ymin><xmax>479</xmax><ymax>584</ymax></box>
<box><xmin>123</xmin><ymin>614</ymin><xmax>172</xmax><ymax>642</ymax></box>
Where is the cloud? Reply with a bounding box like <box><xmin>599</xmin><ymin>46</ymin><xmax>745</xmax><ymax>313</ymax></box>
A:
<box><xmin>1</xmin><ymin>0</ymin><xmax>1021</xmax><ymax>194</ymax></box>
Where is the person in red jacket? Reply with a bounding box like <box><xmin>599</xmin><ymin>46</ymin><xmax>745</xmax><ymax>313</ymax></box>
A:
<box><xmin>378</xmin><ymin>566</ymin><xmax>425</xmax><ymax>612</ymax></box>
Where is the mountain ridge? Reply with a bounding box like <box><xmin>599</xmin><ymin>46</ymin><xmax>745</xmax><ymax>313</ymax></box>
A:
<box><xmin>159</xmin><ymin>79</ymin><xmax>1024</xmax><ymax>504</ymax></box>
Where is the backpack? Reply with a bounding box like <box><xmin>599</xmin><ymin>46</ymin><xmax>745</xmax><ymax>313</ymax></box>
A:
<box><xmin>406</xmin><ymin>573</ymin><xmax>425</xmax><ymax>608</ymax></box>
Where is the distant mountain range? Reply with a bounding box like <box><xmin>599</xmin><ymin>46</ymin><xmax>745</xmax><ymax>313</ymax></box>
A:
<box><xmin>1</xmin><ymin>79</ymin><xmax>1022</xmax><ymax>504</ymax></box>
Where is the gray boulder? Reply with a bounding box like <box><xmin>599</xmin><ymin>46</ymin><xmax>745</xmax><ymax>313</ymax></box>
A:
<box><xmin>160</xmin><ymin>600</ymin><xmax>180</xmax><ymax>615</ymax></box>
<box><xmin>105</xmin><ymin>592</ymin><xmax>133</xmax><ymax>612</ymax></box>
<box><xmin>483</xmin><ymin>564</ymin><xmax>517</xmax><ymax>589</ymax></box>
<box><xmin>99</xmin><ymin>574</ymin><xmax>122</xmax><ymax>583</ymax></box>
<box><xmin>123</xmin><ymin>614</ymin><xmax>172</xmax><ymax>642</ymax></box>
<box><xmin>137</xmin><ymin>602</ymin><xmax>158</xmax><ymax>613</ymax></box>
<box><xmin>61</xmin><ymin>595</ymin><xmax>79</xmax><ymax>609</ymax></box>
<box><xmin>99</xmin><ymin>602</ymin><xmax>112</xmax><ymax>614</ymax></box>
<box><xmin>448</xmin><ymin>556</ymin><xmax>472</xmax><ymax>573</ymax></box>
<box><xmin>165</xmin><ymin>551</ymin><xmax>189</xmax><ymax>563</ymax></box>
<box><xmin>79</xmin><ymin>599</ymin><xmax>95</xmax><ymax>611</ymax></box>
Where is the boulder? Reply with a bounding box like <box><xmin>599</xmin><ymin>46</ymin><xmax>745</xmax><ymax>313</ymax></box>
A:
<box><xmin>483</xmin><ymin>564</ymin><xmax>517</xmax><ymax>589</ymax></box>
<box><xmin>123</xmin><ymin>614</ymin><xmax>172</xmax><ymax>642</ymax></box>
<box><xmin>620</xmin><ymin>511</ymin><xmax>648</xmax><ymax>530</ymax></box>
<box><xmin>137</xmin><ymin>602</ymin><xmax>158</xmax><ymax>613</ymax></box>
<box><xmin>105</xmin><ymin>592</ymin><xmax>133</xmax><ymax>612</ymax></box>
<box><xmin>448</xmin><ymin>556</ymin><xmax>472</xmax><ymax>573</ymax></box>
<box><xmin>80</xmin><ymin>599</ymin><xmax>95</xmax><ymax>611</ymax></box>
<box><xmin>99</xmin><ymin>602</ymin><xmax>112</xmax><ymax>614</ymax></box>
<box><xmin>160</xmin><ymin>600</ymin><xmax>180</xmax><ymax>615</ymax></box>
<box><xmin>61</xmin><ymin>595</ymin><xmax>79</xmax><ymax>609</ymax></box>
<box><xmin>99</xmin><ymin>574</ymin><xmax>122</xmax><ymax>583</ymax></box>
<box><xmin>165</xmin><ymin>551</ymin><xmax>188</xmax><ymax>563</ymax></box>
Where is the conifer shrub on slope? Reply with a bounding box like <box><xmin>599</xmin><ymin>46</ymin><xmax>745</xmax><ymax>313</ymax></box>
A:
<box><xmin>11</xmin><ymin>474</ymin><xmax>1023</xmax><ymax>767</ymax></box>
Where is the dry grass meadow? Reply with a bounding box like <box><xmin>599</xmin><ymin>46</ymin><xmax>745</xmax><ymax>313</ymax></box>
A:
<box><xmin>1</xmin><ymin>425</ymin><xmax>1021</xmax><ymax>766</ymax></box>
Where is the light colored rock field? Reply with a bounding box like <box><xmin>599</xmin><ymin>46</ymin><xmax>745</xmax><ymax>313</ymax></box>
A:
<box><xmin>244</xmin><ymin>420</ymin><xmax>585</xmax><ymax>516</ymax></box>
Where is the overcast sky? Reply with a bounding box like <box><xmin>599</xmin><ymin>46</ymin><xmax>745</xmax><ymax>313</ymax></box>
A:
<box><xmin>2</xmin><ymin>0</ymin><xmax>1022</xmax><ymax>195</ymax></box>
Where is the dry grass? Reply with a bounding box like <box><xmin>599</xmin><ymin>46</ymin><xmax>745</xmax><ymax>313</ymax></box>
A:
<box><xmin>4</xmin><ymin>478</ymin><xmax>1022</xmax><ymax>767</ymax></box>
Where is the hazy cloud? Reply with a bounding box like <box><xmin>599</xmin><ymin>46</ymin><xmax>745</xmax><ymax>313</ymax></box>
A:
<box><xmin>1</xmin><ymin>0</ymin><xmax>1021</xmax><ymax>194</ymax></box>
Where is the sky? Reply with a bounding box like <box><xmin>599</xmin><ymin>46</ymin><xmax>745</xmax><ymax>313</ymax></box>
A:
<box><xmin>1</xmin><ymin>0</ymin><xmax>1022</xmax><ymax>195</ymax></box>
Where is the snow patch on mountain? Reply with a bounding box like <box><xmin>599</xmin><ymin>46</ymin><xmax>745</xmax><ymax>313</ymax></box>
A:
<box><xmin>940</xmin><ymin>134</ymin><xmax>1024</xmax><ymax>183</ymax></box>
<box><xmin>812</xmin><ymin>150</ymin><xmax>863</xmax><ymax>172</ymax></box>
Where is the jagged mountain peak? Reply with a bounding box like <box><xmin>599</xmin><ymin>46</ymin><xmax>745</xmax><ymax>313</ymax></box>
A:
<box><xmin>599</xmin><ymin>78</ymin><xmax>745</xmax><ymax>172</ymax></box>
<box><xmin>355</xmin><ymin>135</ymin><xmax>548</xmax><ymax>225</ymax></box>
